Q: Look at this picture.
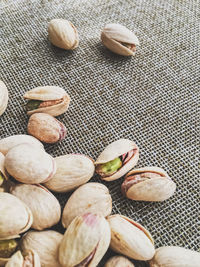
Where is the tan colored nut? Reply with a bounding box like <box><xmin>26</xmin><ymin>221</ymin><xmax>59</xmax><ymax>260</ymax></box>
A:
<box><xmin>11</xmin><ymin>184</ymin><xmax>61</xmax><ymax>230</ymax></box>
<box><xmin>44</xmin><ymin>154</ymin><xmax>95</xmax><ymax>193</ymax></box>
<box><xmin>95</xmin><ymin>139</ymin><xmax>139</xmax><ymax>181</ymax></box>
<box><xmin>0</xmin><ymin>239</ymin><xmax>18</xmax><ymax>267</ymax></box>
<box><xmin>62</xmin><ymin>182</ymin><xmax>112</xmax><ymax>228</ymax></box>
<box><xmin>48</xmin><ymin>19</ymin><xmax>79</xmax><ymax>50</ymax></box>
<box><xmin>105</xmin><ymin>256</ymin><xmax>135</xmax><ymax>267</ymax></box>
<box><xmin>59</xmin><ymin>213</ymin><xmax>111</xmax><ymax>267</ymax></box>
<box><xmin>24</xmin><ymin>86</ymin><xmax>71</xmax><ymax>117</ymax></box>
<box><xmin>27</xmin><ymin>113</ymin><xmax>66</xmax><ymax>143</ymax></box>
<box><xmin>122</xmin><ymin>167</ymin><xmax>176</xmax><ymax>202</ymax></box>
<box><xmin>5</xmin><ymin>144</ymin><xmax>56</xmax><ymax>184</ymax></box>
<box><xmin>5</xmin><ymin>250</ymin><xmax>40</xmax><ymax>267</ymax></box>
<box><xmin>21</xmin><ymin>230</ymin><xmax>63</xmax><ymax>267</ymax></box>
<box><xmin>101</xmin><ymin>23</ymin><xmax>139</xmax><ymax>56</ymax></box>
<box><xmin>0</xmin><ymin>81</ymin><xmax>8</xmax><ymax>116</ymax></box>
<box><xmin>149</xmin><ymin>246</ymin><xmax>200</xmax><ymax>267</ymax></box>
<box><xmin>107</xmin><ymin>214</ymin><xmax>155</xmax><ymax>261</ymax></box>
<box><xmin>0</xmin><ymin>193</ymin><xmax>33</xmax><ymax>240</ymax></box>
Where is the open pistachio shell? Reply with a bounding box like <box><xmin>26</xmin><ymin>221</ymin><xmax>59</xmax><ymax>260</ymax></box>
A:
<box><xmin>107</xmin><ymin>214</ymin><xmax>155</xmax><ymax>261</ymax></box>
<box><xmin>62</xmin><ymin>182</ymin><xmax>112</xmax><ymax>228</ymax></box>
<box><xmin>44</xmin><ymin>154</ymin><xmax>95</xmax><ymax>193</ymax></box>
<box><xmin>0</xmin><ymin>193</ymin><xmax>33</xmax><ymax>240</ymax></box>
<box><xmin>5</xmin><ymin>144</ymin><xmax>56</xmax><ymax>184</ymax></box>
<box><xmin>24</xmin><ymin>86</ymin><xmax>71</xmax><ymax>116</ymax></box>
<box><xmin>0</xmin><ymin>81</ymin><xmax>8</xmax><ymax>116</ymax></box>
<box><xmin>5</xmin><ymin>250</ymin><xmax>41</xmax><ymax>267</ymax></box>
<box><xmin>149</xmin><ymin>246</ymin><xmax>200</xmax><ymax>267</ymax></box>
<box><xmin>122</xmin><ymin>167</ymin><xmax>176</xmax><ymax>202</ymax></box>
<box><xmin>0</xmin><ymin>153</ymin><xmax>8</xmax><ymax>191</ymax></box>
<box><xmin>20</xmin><ymin>230</ymin><xmax>63</xmax><ymax>267</ymax></box>
<box><xmin>59</xmin><ymin>213</ymin><xmax>111</xmax><ymax>267</ymax></box>
<box><xmin>11</xmin><ymin>184</ymin><xmax>61</xmax><ymax>230</ymax></box>
<box><xmin>95</xmin><ymin>139</ymin><xmax>139</xmax><ymax>181</ymax></box>
<box><xmin>0</xmin><ymin>239</ymin><xmax>18</xmax><ymax>267</ymax></box>
<box><xmin>105</xmin><ymin>256</ymin><xmax>135</xmax><ymax>267</ymax></box>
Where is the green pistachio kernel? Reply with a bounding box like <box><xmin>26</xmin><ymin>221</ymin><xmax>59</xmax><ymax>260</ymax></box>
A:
<box><xmin>0</xmin><ymin>239</ymin><xmax>18</xmax><ymax>258</ymax></box>
<box><xmin>99</xmin><ymin>157</ymin><xmax>122</xmax><ymax>175</ymax></box>
<box><xmin>0</xmin><ymin>172</ymin><xmax>4</xmax><ymax>186</ymax></box>
<box><xmin>26</xmin><ymin>100</ymin><xmax>43</xmax><ymax>111</ymax></box>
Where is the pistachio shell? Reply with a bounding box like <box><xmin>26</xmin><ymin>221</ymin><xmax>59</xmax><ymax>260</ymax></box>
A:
<box><xmin>0</xmin><ymin>193</ymin><xmax>33</xmax><ymax>240</ymax></box>
<box><xmin>122</xmin><ymin>167</ymin><xmax>176</xmax><ymax>202</ymax></box>
<box><xmin>62</xmin><ymin>182</ymin><xmax>112</xmax><ymax>228</ymax></box>
<box><xmin>11</xmin><ymin>184</ymin><xmax>61</xmax><ymax>230</ymax></box>
<box><xmin>0</xmin><ymin>81</ymin><xmax>8</xmax><ymax>116</ymax></box>
<box><xmin>5</xmin><ymin>250</ymin><xmax>41</xmax><ymax>267</ymax></box>
<box><xmin>44</xmin><ymin>154</ymin><xmax>95</xmax><ymax>192</ymax></box>
<box><xmin>0</xmin><ymin>152</ymin><xmax>8</xmax><ymax>181</ymax></box>
<box><xmin>107</xmin><ymin>214</ymin><xmax>155</xmax><ymax>261</ymax></box>
<box><xmin>0</xmin><ymin>135</ymin><xmax>43</xmax><ymax>156</ymax></box>
<box><xmin>59</xmin><ymin>213</ymin><xmax>111</xmax><ymax>267</ymax></box>
<box><xmin>20</xmin><ymin>230</ymin><xmax>63</xmax><ymax>267</ymax></box>
<box><xmin>5</xmin><ymin>144</ymin><xmax>56</xmax><ymax>184</ymax></box>
<box><xmin>149</xmin><ymin>246</ymin><xmax>200</xmax><ymax>267</ymax></box>
<box><xmin>104</xmin><ymin>256</ymin><xmax>135</xmax><ymax>267</ymax></box>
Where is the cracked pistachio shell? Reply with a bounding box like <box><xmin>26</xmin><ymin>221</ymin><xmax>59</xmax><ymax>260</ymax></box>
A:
<box><xmin>62</xmin><ymin>182</ymin><xmax>112</xmax><ymax>228</ymax></box>
<box><xmin>104</xmin><ymin>256</ymin><xmax>135</xmax><ymax>267</ymax></box>
<box><xmin>95</xmin><ymin>139</ymin><xmax>139</xmax><ymax>181</ymax></box>
<box><xmin>0</xmin><ymin>135</ymin><xmax>43</xmax><ymax>156</ymax></box>
<box><xmin>149</xmin><ymin>246</ymin><xmax>200</xmax><ymax>267</ymax></box>
<box><xmin>48</xmin><ymin>19</ymin><xmax>79</xmax><ymax>50</ymax></box>
<box><xmin>21</xmin><ymin>230</ymin><xmax>63</xmax><ymax>267</ymax></box>
<box><xmin>122</xmin><ymin>167</ymin><xmax>176</xmax><ymax>202</ymax></box>
<box><xmin>0</xmin><ymin>81</ymin><xmax>8</xmax><ymax>116</ymax></box>
<box><xmin>0</xmin><ymin>193</ymin><xmax>33</xmax><ymax>240</ymax></box>
<box><xmin>10</xmin><ymin>184</ymin><xmax>61</xmax><ymax>230</ymax></box>
<box><xmin>101</xmin><ymin>23</ymin><xmax>139</xmax><ymax>56</ymax></box>
<box><xmin>59</xmin><ymin>213</ymin><xmax>111</xmax><ymax>267</ymax></box>
<box><xmin>0</xmin><ymin>239</ymin><xmax>18</xmax><ymax>267</ymax></box>
<box><xmin>5</xmin><ymin>250</ymin><xmax>41</xmax><ymax>267</ymax></box>
<box><xmin>44</xmin><ymin>154</ymin><xmax>95</xmax><ymax>193</ymax></box>
<box><xmin>5</xmin><ymin>144</ymin><xmax>56</xmax><ymax>184</ymax></box>
<box><xmin>107</xmin><ymin>214</ymin><xmax>155</xmax><ymax>261</ymax></box>
<box><xmin>24</xmin><ymin>86</ymin><xmax>71</xmax><ymax>116</ymax></box>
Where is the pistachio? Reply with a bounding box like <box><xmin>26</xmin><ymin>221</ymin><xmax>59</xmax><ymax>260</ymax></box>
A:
<box><xmin>5</xmin><ymin>144</ymin><xmax>56</xmax><ymax>184</ymax></box>
<box><xmin>0</xmin><ymin>153</ymin><xmax>8</xmax><ymax>191</ymax></box>
<box><xmin>149</xmin><ymin>246</ymin><xmax>200</xmax><ymax>267</ymax></box>
<box><xmin>95</xmin><ymin>139</ymin><xmax>139</xmax><ymax>181</ymax></box>
<box><xmin>107</xmin><ymin>214</ymin><xmax>155</xmax><ymax>261</ymax></box>
<box><xmin>122</xmin><ymin>167</ymin><xmax>176</xmax><ymax>202</ymax></box>
<box><xmin>104</xmin><ymin>256</ymin><xmax>135</xmax><ymax>267</ymax></box>
<box><xmin>48</xmin><ymin>19</ymin><xmax>79</xmax><ymax>50</ymax></box>
<box><xmin>20</xmin><ymin>230</ymin><xmax>63</xmax><ymax>267</ymax></box>
<box><xmin>11</xmin><ymin>184</ymin><xmax>61</xmax><ymax>230</ymax></box>
<box><xmin>27</xmin><ymin>113</ymin><xmax>67</xmax><ymax>143</ymax></box>
<box><xmin>0</xmin><ymin>135</ymin><xmax>43</xmax><ymax>156</ymax></box>
<box><xmin>62</xmin><ymin>182</ymin><xmax>112</xmax><ymax>228</ymax></box>
<box><xmin>59</xmin><ymin>213</ymin><xmax>111</xmax><ymax>267</ymax></box>
<box><xmin>5</xmin><ymin>250</ymin><xmax>40</xmax><ymax>267</ymax></box>
<box><xmin>101</xmin><ymin>23</ymin><xmax>139</xmax><ymax>56</ymax></box>
<box><xmin>0</xmin><ymin>239</ymin><xmax>18</xmax><ymax>266</ymax></box>
<box><xmin>44</xmin><ymin>154</ymin><xmax>95</xmax><ymax>193</ymax></box>
<box><xmin>24</xmin><ymin>86</ymin><xmax>71</xmax><ymax>116</ymax></box>
<box><xmin>0</xmin><ymin>81</ymin><xmax>8</xmax><ymax>116</ymax></box>
<box><xmin>0</xmin><ymin>193</ymin><xmax>33</xmax><ymax>240</ymax></box>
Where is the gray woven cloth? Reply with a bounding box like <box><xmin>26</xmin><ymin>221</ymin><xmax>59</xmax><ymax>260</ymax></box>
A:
<box><xmin>0</xmin><ymin>0</ymin><xmax>199</xmax><ymax>265</ymax></box>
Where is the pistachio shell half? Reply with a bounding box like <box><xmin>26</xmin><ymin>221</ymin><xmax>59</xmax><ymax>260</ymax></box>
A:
<box><xmin>44</xmin><ymin>154</ymin><xmax>95</xmax><ymax>193</ymax></box>
<box><xmin>5</xmin><ymin>250</ymin><xmax>41</xmax><ymax>267</ymax></box>
<box><xmin>104</xmin><ymin>256</ymin><xmax>135</xmax><ymax>267</ymax></box>
<box><xmin>24</xmin><ymin>86</ymin><xmax>71</xmax><ymax>116</ymax></box>
<box><xmin>0</xmin><ymin>239</ymin><xmax>18</xmax><ymax>266</ymax></box>
<box><xmin>95</xmin><ymin>139</ymin><xmax>139</xmax><ymax>181</ymax></box>
<box><xmin>62</xmin><ymin>182</ymin><xmax>112</xmax><ymax>228</ymax></box>
<box><xmin>107</xmin><ymin>214</ymin><xmax>155</xmax><ymax>261</ymax></box>
<box><xmin>122</xmin><ymin>167</ymin><xmax>176</xmax><ymax>202</ymax></box>
<box><xmin>0</xmin><ymin>81</ymin><xmax>8</xmax><ymax>116</ymax></box>
<box><xmin>59</xmin><ymin>213</ymin><xmax>111</xmax><ymax>267</ymax></box>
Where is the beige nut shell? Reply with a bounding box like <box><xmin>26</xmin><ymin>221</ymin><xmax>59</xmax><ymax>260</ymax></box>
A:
<box><xmin>0</xmin><ymin>81</ymin><xmax>8</xmax><ymax>116</ymax></box>
<box><xmin>5</xmin><ymin>250</ymin><xmax>41</xmax><ymax>267</ymax></box>
<box><xmin>104</xmin><ymin>256</ymin><xmax>135</xmax><ymax>267</ymax></box>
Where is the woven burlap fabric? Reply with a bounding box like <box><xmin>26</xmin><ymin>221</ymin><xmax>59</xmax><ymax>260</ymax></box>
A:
<box><xmin>0</xmin><ymin>0</ymin><xmax>199</xmax><ymax>265</ymax></box>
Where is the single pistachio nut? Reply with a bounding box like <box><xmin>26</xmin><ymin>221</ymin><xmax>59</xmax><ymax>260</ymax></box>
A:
<box><xmin>24</xmin><ymin>86</ymin><xmax>71</xmax><ymax>117</ymax></box>
<box><xmin>10</xmin><ymin>184</ymin><xmax>61</xmax><ymax>230</ymax></box>
<box><xmin>104</xmin><ymin>256</ymin><xmax>135</xmax><ymax>267</ymax></box>
<box><xmin>149</xmin><ymin>246</ymin><xmax>200</xmax><ymax>267</ymax></box>
<box><xmin>5</xmin><ymin>250</ymin><xmax>41</xmax><ymax>267</ymax></box>
<box><xmin>101</xmin><ymin>23</ymin><xmax>139</xmax><ymax>56</ymax></box>
<box><xmin>27</xmin><ymin>113</ymin><xmax>67</xmax><ymax>143</ymax></box>
<box><xmin>107</xmin><ymin>214</ymin><xmax>155</xmax><ymax>261</ymax></box>
<box><xmin>59</xmin><ymin>213</ymin><xmax>111</xmax><ymax>267</ymax></box>
<box><xmin>0</xmin><ymin>81</ymin><xmax>8</xmax><ymax>116</ymax></box>
<box><xmin>0</xmin><ymin>239</ymin><xmax>18</xmax><ymax>266</ymax></box>
<box><xmin>95</xmin><ymin>139</ymin><xmax>139</xmax><ymax>181</ymax></box>
<box><xmin>0</xmin><ymin>135</ymin><xmax>43</xmax><ymax>156</ymax></box>
<box><xmin>48</xmin><ymin>19</ymin><xmax>79</xmax><ymax>50</ymax></box>
<box><xmin>20</xmin><ymin>230</ymin><xmax>63</xmax><ymax>267</ymax></box>
<box><xmin>0</xmin><ymin>193</ymin><xmax>33</xmax><ymax>240</ymax></box>
<box><xmin>5</xmin><ymin>144</ymin><xmax>56</xmax><ymax>184</ymax></box>
<box><xmin>122</xmin><ymin>167</ymin><xmax>176</xmax><ymax>202</ymax></box>
<box><xmin>62</xmin><ymin>182</ymin><xmax>112</xmax><ymax>228</ymax></box>
<box><xmin>44</xmin><ymin>154</ymin><xmax>95</xmax><ymax>193</ymax></box>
